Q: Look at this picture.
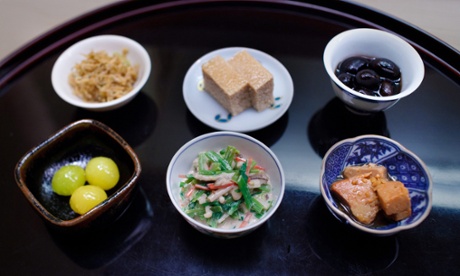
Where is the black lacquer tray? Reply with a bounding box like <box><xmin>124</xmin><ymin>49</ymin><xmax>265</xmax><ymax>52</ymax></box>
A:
<box><xmin>1</xmin><ymin>1</ymin><xmax>459</xmax><ymax>275</ymax></box>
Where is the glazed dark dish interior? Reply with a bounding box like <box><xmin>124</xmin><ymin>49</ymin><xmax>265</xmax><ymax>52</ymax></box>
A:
<box><xmin>15</xmin><ymin>119</ymin><xmax>140</xmax><ymax>229</ymax></box>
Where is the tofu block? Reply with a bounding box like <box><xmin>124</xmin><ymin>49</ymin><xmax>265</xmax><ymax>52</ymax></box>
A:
<box><xmin>228</xmin><ymin>51</ymin><xmax>274</xmax><ymax>112</ymax></box>
<box><xmin>202</xmin><ymin>55</ymin><xmax>251</xmax><ymax>116</ymax></box>
<box><xmin>331</xmin><ymin>175</ymin><xmax>380</xmax><ymax>225</ymax></box>
<box><xmin>343</xmin><ymin>163</ymin><xmax>389</xmax><ymax>180</ymax></box>
<box><xmin>376</xmin><ymin>181</ymin><xmax>411</xmax><ymax>221</ymax></box>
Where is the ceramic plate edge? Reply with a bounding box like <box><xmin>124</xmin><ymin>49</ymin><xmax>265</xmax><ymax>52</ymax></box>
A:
<box><xmin>183</xmin><ymin>47</ymin><xmax>293</xmax><ymax>132</ymax></box>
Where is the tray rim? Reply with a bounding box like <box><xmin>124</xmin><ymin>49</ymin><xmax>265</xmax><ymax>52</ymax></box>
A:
<box><xmin>0</xmin><ymin>0</ymin><xmax>459</xmax><ymax>89</ymax></box>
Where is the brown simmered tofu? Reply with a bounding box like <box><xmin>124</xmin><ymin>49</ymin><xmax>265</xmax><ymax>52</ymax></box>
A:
<box><xmin>376</xmin><ymin>181</ymin><xmax>411</xmax><ymax>221</ymax></box>
<box><xmin>202</xmin><ymin>55</ymin><xmax>251</xmax><ymax>116</ymax></box>
<box><xmin>343</xmin><ymin>163</ymin><xmax>389</xmax><ymax>180</ymax></box>
<box><xmin>228</xmin><ymin>51</ymin><xmax>274</xmax><ymax>112</ymax></box>
<box><xmin>331</xmin><ymin>175</ymin><xmax>380</xmax><ymax>224</ymax></box>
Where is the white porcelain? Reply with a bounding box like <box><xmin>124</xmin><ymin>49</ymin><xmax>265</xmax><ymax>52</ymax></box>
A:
<box><xmin>320</xmin><ymin>135</ymin><xmax>433</xmax><ymax>236</ymax></box>
<box><xmin>51</xmin><ymin>35</ymin><xmax>151</xmax><ymax>111</ymax></box>
<box><xmin>166</xmin><ymin>131</ymin><xmax>285</xmax><ymax>238</ymax></box>
<box><xmin>323</xmin><ymin>28</ymin><xmax>424</xmax><ymax>113</ymax></box>
<box><xmin>183</xmin><ymin>47</ymin><xmax>293</xmax><ymax>132</ymax></box>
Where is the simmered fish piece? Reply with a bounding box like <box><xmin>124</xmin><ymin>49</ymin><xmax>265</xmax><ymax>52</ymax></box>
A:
<box><xmin>331</xmin><ymin>174</ymin><xmax>380</xmax><ymax>224</ymax></box>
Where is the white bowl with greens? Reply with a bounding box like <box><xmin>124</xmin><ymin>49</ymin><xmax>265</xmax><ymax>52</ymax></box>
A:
<box><xmin>166</xmin><ymin>131</ymin><xmax>285</xmax><ymax>238</ymax></box>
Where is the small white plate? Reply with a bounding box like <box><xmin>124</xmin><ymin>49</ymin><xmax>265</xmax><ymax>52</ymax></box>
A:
<box><xmin>183</xmin><ymin>47</ymin><xmax>294</xmax><ymax>132</ymax></box>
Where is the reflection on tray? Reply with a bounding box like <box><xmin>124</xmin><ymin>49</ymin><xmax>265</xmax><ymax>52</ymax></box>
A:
<box><xmin>178</xmin><ymin>208</ymin><xmax>270</xmax><ymax>267</ymax></box>
<box><xmin>48</xmin><ymin>187</ymin><xmax>153</xmax><ymax>269</ymax></box>
<box><xmin>308</xmin><ymin>98</ymin><xmax>390</xmax><ymax>157</ymax></box>
<box><xmin>305</xmin><ymin>196</ymin><xmax>398</xmax><ymax>274</ymax></box>
<box><xmin>186</xmin><ymin>109</ymin><xmax>289</xmax><ymax>147</ymax></box>
<box><xmin>73</xmin><ymin>92</ymin><xmax>157</xmax><ymax>147</ymax></box>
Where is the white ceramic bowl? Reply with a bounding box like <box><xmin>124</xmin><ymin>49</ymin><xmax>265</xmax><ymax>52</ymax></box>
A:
<box><xmin>320</xmin><ymin>135</ymin><xmax>433</xmax><ymax>236</ymax></box>
<box><xmin>166</xmin><ymin>131</ymin><xmax>285</xmax><ymax>238</ymax></box>
<box><xmin>323</xmin><ymin>28</ymin><xmax>424</xmax><ymax>113</ymax></box>
<box><xmin>51</xmin><ymin>35</ymin><xmax>151</xmax><ymax>111</ymax></box>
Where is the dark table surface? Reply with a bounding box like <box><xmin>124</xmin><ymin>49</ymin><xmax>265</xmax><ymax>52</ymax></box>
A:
<box><xmin>1</xmin><ymin>1</ymin><xmax>459</xmax><ymax>275</ymax></box>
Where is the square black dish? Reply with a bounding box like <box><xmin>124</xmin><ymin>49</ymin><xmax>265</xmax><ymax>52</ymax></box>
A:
<box><xmin>14</xmin><ymin>119</ymin><xmax>141</xmax><ymax>232</ymax></box>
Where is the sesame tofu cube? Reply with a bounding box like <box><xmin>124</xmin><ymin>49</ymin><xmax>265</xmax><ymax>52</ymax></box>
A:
<box><xmin>376</xmin><ymin>181</ymin><xmax>411</xmax><ymax>221</ymax></box>
<box><xmin>343</xmin><ymin>163</ymin><xmax>389</xmax><ymax>180</ymax></box>
<box><xmin>228</xmin><ymin>50</ymin><xmax>274</xmax><ymax>112</ymax></box>
<box><xmin>202</xmin><ymin>55</ymin><xmax>251</xmax><ymax>116</ymax></box>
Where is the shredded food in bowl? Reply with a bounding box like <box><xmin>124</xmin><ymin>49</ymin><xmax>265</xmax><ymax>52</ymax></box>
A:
<box><xmin>68</xmin><ymin>49</ymin><xmax>139</xmax><ymax>102</ymax></box>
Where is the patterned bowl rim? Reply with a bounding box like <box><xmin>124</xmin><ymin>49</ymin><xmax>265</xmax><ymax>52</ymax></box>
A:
<box><xmin>320</xmin><ymin>134</ymin><xmax>433</xmax><ymax>235</ymax></box>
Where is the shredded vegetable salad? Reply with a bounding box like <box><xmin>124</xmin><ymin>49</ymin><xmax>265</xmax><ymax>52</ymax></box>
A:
<box><xmin>179</xmin><ymin>145</ymin><xmax>273</xmax><ymax>229</ymax></box>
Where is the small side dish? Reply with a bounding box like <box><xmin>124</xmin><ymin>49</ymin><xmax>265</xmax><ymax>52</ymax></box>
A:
<box><xmin>14</xmin><ymin>119</ymin><xmax>141</xmax><ymax>231</ymax></box>
<box><xmin>183</xmin><ymin>47</ymin><xmax>293</xmax><ymax>132</ymax></box>
<box><xmin>331</xmin><ymin>163</ymin><xmax>411</xmax><ymax>225</ymax></box>
<box><xmin>51</xmin><ymin>35</ymin><xmax>151</xmax><ymax>111</ymax></box>
<box><xmin>202</xmin><ymin>50</ymin><xmax>274</xmax><ymax>116</ymax></box>
<box><xmin>320</xmin><ymin>135</ymin><xmax>432</xmax><ymax>236</ymax></box>
<box><xmin>323</xmin><ymin>28</ymin><xmax>424</xmax><ymax>113</ymax></box>
<box><xmin>51</xmin><ymin>156</ymin><xmax>120</xmax><ymax>215</ymax></box>
<box><xmin>335</xmin><ymin>56</ymin><xmax>401</xmax><ymax>96</ymax></box>
<box><xmin>167</xmin><ymin>131</ymin><xmax>285</xmax><ymax>238</ymax></box>
<box><xmin>179</xmin><ymin>145</ymin><xmax>273</xmax><ymax>229</ymax></box>
<box><xmin>69</xmin><ymin>49</ymin><xmax>139</xmax><ymax>102</ymax></box>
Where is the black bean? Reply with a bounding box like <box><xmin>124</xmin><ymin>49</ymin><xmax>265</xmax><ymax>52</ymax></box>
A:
<box><xmin>355</xmin><ymin>69</ymin><xmax>380</xmax><ymax>90</ymax></box>
<box><xmin>338</xmin><ymin>56</ymin><xmax>369</xmax><ymax>74</ymax></box>
<box><xmin>334</xmin><ymin>55</ymin><xmax>402</xmax><ymax>97</ymax></box>
<box><xmin>370</xmin><ymin>58</ymin><xmax>401</xmax><ymax>80</ymax></box>
<box><xmin>379</xmin><ymin>80</ymin><xmax>400</xmax><ymax>96</ymax></box>
<box><xmin>337</xmin><ymin>73</ymin><xmax>355</xmax><ymax>88</ymax></box>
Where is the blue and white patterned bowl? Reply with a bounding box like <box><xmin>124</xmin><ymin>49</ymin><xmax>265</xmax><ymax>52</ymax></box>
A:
<box><xmin>320</xmin><ymin>135</ymin><xmax>432</xmax><ymax>235</ymax></box>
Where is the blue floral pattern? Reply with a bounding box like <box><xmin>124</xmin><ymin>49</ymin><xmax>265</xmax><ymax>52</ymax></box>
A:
<box><xmin>321</xmin><ymin>135</ymin><xmax>432</xmax><ymax>234</ymax></box>
<box><xmin>213</xmin><ymin>97</ymin><xmax>283</xmax><ymax>124</ymax></box>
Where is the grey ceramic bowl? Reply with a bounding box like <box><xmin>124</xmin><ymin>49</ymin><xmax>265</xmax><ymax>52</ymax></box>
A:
<box><xmin>14</xmin><ymin>119</ymin><xmax>141</xmax><ymax>233</ymax></box>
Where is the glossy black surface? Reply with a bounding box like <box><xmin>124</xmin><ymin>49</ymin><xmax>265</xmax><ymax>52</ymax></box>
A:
<box><xmin>1</xmin><ymin>1</ymin><xmax>459</xmax><ymax>275</ymax></box>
